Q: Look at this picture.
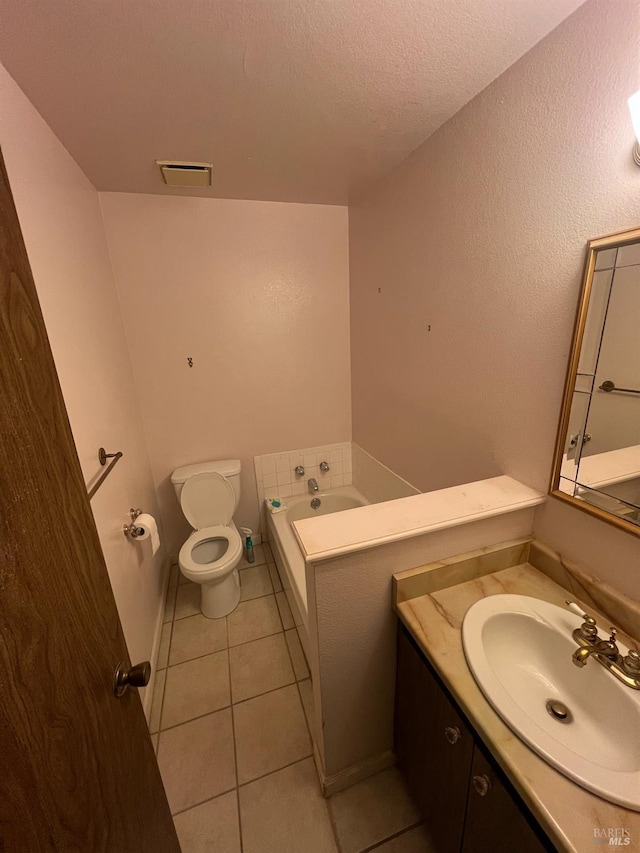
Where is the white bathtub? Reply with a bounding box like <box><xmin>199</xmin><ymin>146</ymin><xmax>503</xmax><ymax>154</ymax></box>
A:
<box><xmin>267</xmin><ymin>485</ymin><xmax>369</xmax><ymax>658</ymax></box>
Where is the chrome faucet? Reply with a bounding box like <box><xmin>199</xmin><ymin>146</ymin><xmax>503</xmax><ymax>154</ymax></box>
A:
<box><xmin>567</xmin><ymin>601</ymin><xmax>640</xmax><ymax>689</ymax></box>
<box><xmin>308</xmin><ymin>478</ymin><xmax>319</xmax><ymax>493</ymax></box>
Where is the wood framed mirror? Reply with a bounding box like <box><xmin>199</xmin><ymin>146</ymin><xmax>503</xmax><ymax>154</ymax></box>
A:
<box><xmin>551</xmin><ymin>226</ymin><xmax>640</xmax><ymax>536</ymax></box>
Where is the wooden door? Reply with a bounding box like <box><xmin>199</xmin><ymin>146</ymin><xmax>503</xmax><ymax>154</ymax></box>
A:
<box><xmin>461</xmin><ymin>745</ymin><xmax>551</xmax><ymax>853</ymax></box>
<box><xmin>0</xmin><ymin>150</ymin><xmax>181</xmax><ymax>851</ymax></box>
<box><xmin>395</xmin><ymin>625</ymin><xmax>473</xmax><ymax>853</ymax></box>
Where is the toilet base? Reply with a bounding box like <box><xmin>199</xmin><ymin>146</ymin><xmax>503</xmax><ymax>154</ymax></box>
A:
<box><xmin>200</xmin><ymin>568</ymin><xmax>241</xmax><ymax>619</ymax></box>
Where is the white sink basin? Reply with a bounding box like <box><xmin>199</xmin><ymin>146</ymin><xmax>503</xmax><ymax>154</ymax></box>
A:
<box><xmin>462</xmin><ymin>594</ymin><xmax>640</xmax><ymax>810</ymax></box>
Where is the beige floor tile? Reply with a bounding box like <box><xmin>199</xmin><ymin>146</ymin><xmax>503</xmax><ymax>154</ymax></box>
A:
<box><xmin>267</xmin><ymin>562</ymin><xmax>282</xmax><ymax>592</ymax></box>
<box><xmin>173</xmin><ymin>791</ymin><xmax>241</xmax><ymax>853</ymax></box>
<box><xmin>328</xmin><ymin>767</ymin><xmax>420</xmax><ymax>853</ymax></box>
<box><xmin>157</xmin><ymin>709</ymin><xmax>236</xmax><ymax>814</ymax></box>
<box><xmin>298</xmin><ymin>678</ymin><xmax>314</xmax><ymax>734</ymax></box>
<box><xmin>158</xmin><ymin>622</ymin><xmax>172</xmax><ymax>669</ymax></box>
<box><xmin>164</xmin><ymin>583</ymin><xmax>177</xmax><ymax>623</ymax></box>
<box><xmin>169</xmin><ymin>564</ymin><xmax>179</xmax><ymax>588</ymax></box>
<box><xmin>239</xmin><ymin>564</ymin><xmax>273</xmax><ymax>601</ymax></box>
<box><xmin>162</xmin><ymin>650</ymin><xmax>230</xmax><ymax>729</ymax></box>
<box><xmin>169</xmin><ymin>613</ymin><xmax>227</xmax><ymax>666</ymax></box>
<box><xmin>237</xmin><ymin>543</ymin><xmax>266</xmax><ymax>570</ymax></box>
<box><xmin>152</xmin><ymin>733</ymin><xmax>159</xmax><ymax>754</ymax></box>
<box><xmin>275</xmin><ymin>591</ymin><xmax>295</xmax><ymax>629</ymax></box>
<box><xmin>229</xmin><ymin>633</ymin><xmax>294</xmax><ymax>702</ymax></box>
<box><xmin>285</xmin><ymin>629</ymin><xmax>309</xmax><ymax>680</ymax></box>
<box><xmin>239</xmin><ymin>758</ymin><xmax>337</xmax><ymax>853</ymax></box>
<box><xmin>373</xmin><ymin>825</ymin><xmax>431</xmax><ymax>853</ymax></box>
<box><xmin>233</xmin><ymin>684</ymin><xmax>311</xmax><ymax>783</ymax></box>
<box><xmin>149</xmin><ymin>668</ymin><xmax>166</xmax><ymax>734</ymax></box>
<box><xmin>262</xmin><ymin>542</ymin><xmax>274</xmax><ymax>562</ymax></box>
<box><xmin>175</xmin><ymin>582</ymin><xmax>201</xmax><ymax>620</ymax></box>
<box><xmin>227</xmin><ymin>595</ymin><xmax>282</xmax><ymax>647</ymax></box>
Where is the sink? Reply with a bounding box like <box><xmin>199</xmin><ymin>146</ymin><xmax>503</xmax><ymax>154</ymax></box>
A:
<box><xmin>462</xmin><ymin>594</ymin><xmax>640</xmax><ymax>810</ymax></box>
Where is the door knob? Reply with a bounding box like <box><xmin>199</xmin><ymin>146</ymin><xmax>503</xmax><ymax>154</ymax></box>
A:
<box><xmin>472</xmin><ymin>774</ymin><xmax>492</xmax><ymax>797</ymax></box>
<box><xmin>444</xmin><ymin>726</ymin><xmax>461</xmax><ymax>745</ymax></box>
<box><xmin>114</xmin><ymin>660</ymin><xmax>151</xmax><ymax>697</ymax></box>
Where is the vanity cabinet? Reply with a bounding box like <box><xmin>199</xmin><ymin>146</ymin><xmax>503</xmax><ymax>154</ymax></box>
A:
<box><xmin>395</xmin><ymin>624</ymin><xmax>553</xmax><ymax>853</ymax></box>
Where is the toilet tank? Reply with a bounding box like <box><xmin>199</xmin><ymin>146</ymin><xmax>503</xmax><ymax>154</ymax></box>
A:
<box><xmin>171</xmin><ymin>459</ymin><xmax>242</xmax><ymax>511</ymax></box>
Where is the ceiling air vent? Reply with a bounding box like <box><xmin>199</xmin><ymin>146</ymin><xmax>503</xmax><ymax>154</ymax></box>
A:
<box><xmin>156</xmin><ymin>160</ymin><xmax>213</xmax><ymax>187</ymax></box>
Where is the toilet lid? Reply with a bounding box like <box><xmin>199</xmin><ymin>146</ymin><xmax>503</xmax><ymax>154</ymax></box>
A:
<box><xmin>180</xmin><ymin>472</ymin><xmax>235</xmax><ymax>529</ymax></box>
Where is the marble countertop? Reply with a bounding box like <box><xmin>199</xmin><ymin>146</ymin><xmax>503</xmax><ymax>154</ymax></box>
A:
<box><xmin>293</xmin><ymin>475</ymin><xmax>545</xmax><ymax>561</ymax></box>
<box><xmin>394</xmin><ymin>562</ymin><xmax>640</xmax><ymax>853</ymax></box>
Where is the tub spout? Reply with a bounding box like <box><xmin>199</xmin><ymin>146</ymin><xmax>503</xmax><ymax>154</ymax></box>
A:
<box><xmin>308</xmin><ymin>478</ymin><xmax>319</xmax><ymax>493</ymax></box>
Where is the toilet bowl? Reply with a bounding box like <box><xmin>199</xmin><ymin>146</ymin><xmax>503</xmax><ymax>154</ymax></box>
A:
<box><xmin>172</xmin><ymin>461</ymin><xmax>244</xmax><ymax>619</ymax></box>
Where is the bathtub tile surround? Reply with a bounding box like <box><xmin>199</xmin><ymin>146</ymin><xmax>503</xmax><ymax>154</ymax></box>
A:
<box><xmin>254</xmin><ymin>442</ymin><xmax>352</xmax><ymax>508</ymax></box>
<box><xmin>152</xmin><ymin>543</ymin><xmax>424</xmax><ymax>852</ymax></box>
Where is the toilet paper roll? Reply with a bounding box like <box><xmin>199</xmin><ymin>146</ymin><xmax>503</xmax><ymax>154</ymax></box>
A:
<box><xmin>135</xmin><ymin>513</ymin><xmax>160</xmax><ymax>556</ymax></box>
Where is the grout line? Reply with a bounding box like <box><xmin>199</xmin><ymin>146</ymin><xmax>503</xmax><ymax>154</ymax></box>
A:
<box><xmin>295</xmin><ymin>679</ymin><xmax>314</xmax><ymax>743</ymax></box>
<box><xmin>158</xmin><ymin>677</ymin><xmax>231</xmax><ymax>733</ymax></box>
<box><xmin>326</xmin><ymin>796</ymin><xmax>344</xmax><ymax>853</ymax></box>
<box><xmin>155</xmin><ymin>598</ymin><xmax>177</xmax><ymax>744</ymax></box>
<box><xmin>158</xmin><ymin>621</ymin><xmax>284</xmax><ymax>670</ymax></box>
<box><xmin>170</xmin><ymin>783</ymin><xmax>238</xmax><ymax>818</ymax></box>
<box><xmin>236</xmin><ymin>753</ymin><xmax>314</xmax><ymax>790</ymax></box>
<box><xmin>227</xmin><ymin>628</ymin><xmax>243</xmax><ymax>853</ymax></box>
<box><xmin>360</xmin><ymin>821</ymin><xmax>424</xmax><ymax>853</ymax></box>
<box><xmin>169</xmin><ymin>754</ymin><xmax>317</xmax><ymax>821</ymax></box>
<box><xmin>159</xmin><ymin>634</ymin><xmax>304</xmax><ymax>733</ymax></box>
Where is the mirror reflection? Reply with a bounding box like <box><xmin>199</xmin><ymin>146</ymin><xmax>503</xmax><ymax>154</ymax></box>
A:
<box><xmin>555</xmin><ymin>230</ymin><xmax>640</xmax><ymax>529</ymax></box>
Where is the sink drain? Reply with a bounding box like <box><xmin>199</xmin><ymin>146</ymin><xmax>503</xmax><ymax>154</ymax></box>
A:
<box><xmin>546</xmin><ymin>699</ymin><xmax>573</xmax><ymax>724</ymax></box>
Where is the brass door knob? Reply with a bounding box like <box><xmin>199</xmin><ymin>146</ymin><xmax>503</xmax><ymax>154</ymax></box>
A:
<box><xmin>472</xmin><ymin>774</ymin><xmax>492</xmax><ymax>797</ymax></box>
<box><xmin>444</xmin><ymin>726</ymin><xmax>461</xmax><ymax>745</ymax></box>
<box><xmin>114</xmin><ymin>660</ymin><xmax>151</xmax><ymax>697</ymax></box>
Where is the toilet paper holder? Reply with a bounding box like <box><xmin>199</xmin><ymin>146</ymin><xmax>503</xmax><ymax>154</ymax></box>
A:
<box><xmin>123</xmin><ymin>507</ymin><xmax>144</xmax><ymax>538</ymax></box>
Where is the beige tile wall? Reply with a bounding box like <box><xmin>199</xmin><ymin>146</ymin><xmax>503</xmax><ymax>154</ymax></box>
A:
<box><xmin>254</xmin><ymin>442</ymin><xmax>352</xmax><ymax>507</ymax></box>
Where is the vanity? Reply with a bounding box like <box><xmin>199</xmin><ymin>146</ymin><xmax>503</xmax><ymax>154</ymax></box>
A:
<box><xmin>392</xmin><ymin>539</ymin><xmax>640</xmax><ymax>853</ymax></box>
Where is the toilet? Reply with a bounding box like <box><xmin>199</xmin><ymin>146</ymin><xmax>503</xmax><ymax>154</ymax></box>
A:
<box><xmin>171</xmin><ymin>459</ymin><xmax>243</xmax><ymax>618</ymax></box>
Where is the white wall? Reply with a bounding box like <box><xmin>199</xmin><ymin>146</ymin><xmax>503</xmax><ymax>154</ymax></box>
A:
<box><xmin>100</xmin><ymin>193</ymin><xmax>351</xmax><ymax>555</ymax></box>
<box><xmin>0</xmin><ymin>64</ymin><xmax>166</xmax><ymax>710</ymax></box>
<box><xmin>310</xmin><ymin>509</ymin><xmax>537</xmax><ymax>781</ymax></box>
<box><xmin>348</xmin><ymin>0</ymin><xmax>640</xmax><ymax>597</ymax></box>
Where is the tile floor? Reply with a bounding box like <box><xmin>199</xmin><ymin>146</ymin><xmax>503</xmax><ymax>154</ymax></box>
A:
<box><xmin>151</xmin><ymin>542</ymin><xmax>428</xmax><ymax>852</ymax></box>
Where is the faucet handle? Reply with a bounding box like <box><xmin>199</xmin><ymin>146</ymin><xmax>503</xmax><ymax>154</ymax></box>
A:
<box><xmin>622</xmin><ymin>649</ymin><xmax>640</xmax><ymax>676</ymax></box>
<box><xmin>294</xmin><ymin>466</ymin><xmax>305</xmax><ymax>477</ymax></box>
<box><xmin>566</xmin><ymin>601</ymin><xmax>599</xmax><ymax>641</ymax></box>
<box><xmin>565</xmin><ymin>600</ymin><xmax>588</xmax><ymax>619</ymax></box>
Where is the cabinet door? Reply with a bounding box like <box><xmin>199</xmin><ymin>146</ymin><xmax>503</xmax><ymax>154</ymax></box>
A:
<box><xmin>395</xmin><ymin>625</ymin><xmax>474</xmax><ymax>853</ymax></box>
<box><xmin>462</xmin><ymin>745</ymin><xmax>551</xmax><ymax>853</ymax></box>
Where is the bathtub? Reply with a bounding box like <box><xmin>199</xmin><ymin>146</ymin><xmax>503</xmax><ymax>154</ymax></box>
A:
<box><xmin>267</xmin><ymin>485</ymin><xmax>369</xmax><ymax>659</ymax></box>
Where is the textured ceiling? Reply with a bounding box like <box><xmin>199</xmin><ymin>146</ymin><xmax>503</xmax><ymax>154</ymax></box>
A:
<box><xmin>0</xmin><ymin>0</ymin><xmax>586</xmax><ymax>204</ymax></box>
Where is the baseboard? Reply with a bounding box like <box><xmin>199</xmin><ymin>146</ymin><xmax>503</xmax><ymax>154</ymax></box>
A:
<box><xmin>142</xmin><ymin>555</ymin><xmax>172</xmax><ymax>720</ymax></box>
<box><xmin>318</xmin><ymin>749</ymin><xmax>396</xmax><ymax>797</ymax></box>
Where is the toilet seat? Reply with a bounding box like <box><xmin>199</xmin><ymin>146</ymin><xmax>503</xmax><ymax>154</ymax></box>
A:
<box><xmin>179</xmin><ymin>524</ymin><xmax>243</xmax><ymax>579</ymax></box>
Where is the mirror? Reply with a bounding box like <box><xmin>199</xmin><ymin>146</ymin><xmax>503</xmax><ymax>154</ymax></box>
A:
<box><xmin>551</xmin><ymin>227</ymin><xmax>640</xmax><ymax>535</ymax></box>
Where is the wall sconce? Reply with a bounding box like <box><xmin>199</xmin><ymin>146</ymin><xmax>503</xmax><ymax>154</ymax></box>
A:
<box><xmin>628</xmin><ymin>90</ymin><xmax>640</xmax><ymax>166</ymax></box>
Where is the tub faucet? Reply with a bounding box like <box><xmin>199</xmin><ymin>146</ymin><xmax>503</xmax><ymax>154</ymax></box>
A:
<box><xmin>308</xmin><ymin>478</ymin><xmax>319</xmax><ymax>493</ymax></box>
